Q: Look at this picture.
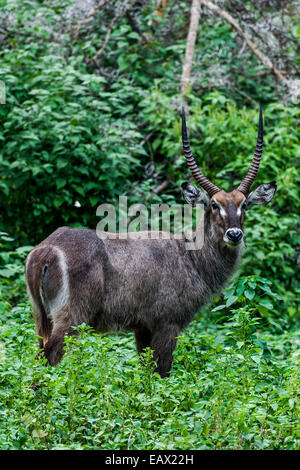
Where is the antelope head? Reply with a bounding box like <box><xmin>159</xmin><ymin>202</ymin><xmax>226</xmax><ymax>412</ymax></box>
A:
<box><xmin>181</xmin><ymin>107</ymin><xmax>277</xmax><ymax>247</ymax></box>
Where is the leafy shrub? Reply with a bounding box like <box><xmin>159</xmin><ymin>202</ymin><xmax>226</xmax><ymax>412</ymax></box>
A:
<box><xmin>0</xmin><ymin>232</ymin><xmax>32</xmax><ymax>306</ymax></box>
<box><xmin>0</xmin><ymin>307</ymin><xmax>299</xmax><ymax>450</ymax></box>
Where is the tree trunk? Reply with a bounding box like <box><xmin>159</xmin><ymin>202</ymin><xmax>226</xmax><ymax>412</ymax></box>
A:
<box><xmin>180</xmin><ymin>0</ymin><xmax>201</xmax><ymax>105</ymax></box>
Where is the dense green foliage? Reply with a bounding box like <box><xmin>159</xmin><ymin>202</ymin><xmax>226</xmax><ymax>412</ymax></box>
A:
<box><xmin>0</xmin><ymin>0</ymin><xmax>299</xmax><ymax>450</ymax></box>
<box><xmin>1</xmin><ymin>302</ymin><xmax>299</xmax><ymax>450</ymax></box>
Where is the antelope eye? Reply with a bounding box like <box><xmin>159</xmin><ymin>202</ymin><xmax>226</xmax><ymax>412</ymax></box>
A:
<box><xmin>211</xmin><ymin>202</ymin><xmax>219</xmax><ymax>210</ymax></box>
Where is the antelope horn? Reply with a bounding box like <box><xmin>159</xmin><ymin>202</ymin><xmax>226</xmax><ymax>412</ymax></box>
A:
<box><xmin>237</xmin><ymin>106</ymin><xmax>264</xmax><ymax>195</ymax></box>
<box><xmin>182</xmin><ymin>108</ymin><xmax>220</xmax><ymax>197</ymax></box>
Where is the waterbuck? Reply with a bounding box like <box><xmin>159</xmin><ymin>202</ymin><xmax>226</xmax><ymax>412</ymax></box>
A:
<box><xmin>25</xmin><ymin>107</ymin><xmax>276</xmax><ymax>377</ymax></box>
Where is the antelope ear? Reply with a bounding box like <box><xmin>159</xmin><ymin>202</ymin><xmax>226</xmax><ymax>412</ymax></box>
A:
<box><xmin>246</xmin><ymin>181</ymin><xmax>277</xmax><ymax>209</ymax></box>
<box><xmin>181</xmin><ymin>182</ymin><xmax>210</xmax><ymax>208</ymax></box>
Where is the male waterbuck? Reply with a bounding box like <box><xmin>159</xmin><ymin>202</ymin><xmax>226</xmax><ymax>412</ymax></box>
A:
<box><xmin>26</xmin><ymin>108</ymin><xmax>276</xmax><ymax>377</ymax></box>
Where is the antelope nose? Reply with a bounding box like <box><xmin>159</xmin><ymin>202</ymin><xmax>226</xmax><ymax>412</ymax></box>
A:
<box><xmin>226</xmin><ymin>228</ymin><xmax>243</xmax><ymax>243</ymax></box>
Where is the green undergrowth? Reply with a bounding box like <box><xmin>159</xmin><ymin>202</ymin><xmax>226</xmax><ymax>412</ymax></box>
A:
<box><xmin>0</xmin><ymin>299</ymin><xmax>299</xmax><ymax>450</ymax></box>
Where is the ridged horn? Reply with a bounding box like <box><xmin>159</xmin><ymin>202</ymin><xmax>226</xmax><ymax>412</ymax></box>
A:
<box><xmin>237</xmin><ymin>106</ymin><xmax>264</xmax><ymax>195</ymax></box>
<box><xmin>182</xmin><ymin>107</ymin><xmax>220</xmax><ymax>197</ymax></box>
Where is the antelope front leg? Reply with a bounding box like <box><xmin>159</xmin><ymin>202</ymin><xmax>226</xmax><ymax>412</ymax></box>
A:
<box><xmin>150</xmin><ymin>323</ymin><xmax>180</xmax><ymax>378</ymax></box>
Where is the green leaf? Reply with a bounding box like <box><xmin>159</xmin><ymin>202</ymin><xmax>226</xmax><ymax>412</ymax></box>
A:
<box><xmin>251</xmin><ymin>355</ymin><xmax>261</xmax><ymax>364</ymax></box>
<box><xmin>53</xmin><ymin>197</ymin><xmax>64</xmax><ymax>209</ymax></box>
<box><xmin>244</xmin><ymin>289</ymin><xmax>255</xmax><ymax>300</ymax></box>
<box><xmin>15</xmin><ymin>246</ymin><xmax>34</xmax><ymax>255</ymax></box>
<box><xmin>56</xmin><ymin>179</ymin><xmax>66</xmax><ymax>190</ymax></box>
<box><xmin>258</xmin><ymin>299</ymin><xmax>273</xmax><ymax>310</ymax></box>
<box><xmin>226</xmin><ymin>295</ymin><xmax>239</xmax><ymax>307</ymax></box>
<box><xmin>212</xmin><ymin>304</ymin><xmax>226</xmax><ymax>312</ymax></box>
<box><xmin>73</xmin><ymin>185</ymin><xmax>85</xmax><ymax>196</ymax></box>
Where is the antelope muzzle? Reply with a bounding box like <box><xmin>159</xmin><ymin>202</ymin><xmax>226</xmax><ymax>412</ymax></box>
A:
<box><xmin>224</xmin><ymin>228</ymin><xmax>243</xmax><ymax>246</ymax></box>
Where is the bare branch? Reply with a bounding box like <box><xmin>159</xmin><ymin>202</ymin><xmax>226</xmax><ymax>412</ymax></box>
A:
<box><xmin>233</xmin><ymin>87</ymin><xmax>257</xmax><ymax>104</ymax></box>
<box><xmin>152</xmin><ymin>180</ymin><xmax>169</xmax><ymax>195</ymax></box>
<box><xmin>67</xmin><ymin>0</ymin><xmax>111</xmax><ymax>39</ymax></box>
<box><xmin>87</xmin><ymin>0</ymin><xmax>139</xmax><ymax>64</ymax></box>
<box><xmin>201</xmin><ymin>0</ymin><xmax>293</xmax><ymax>89</ymax></box>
